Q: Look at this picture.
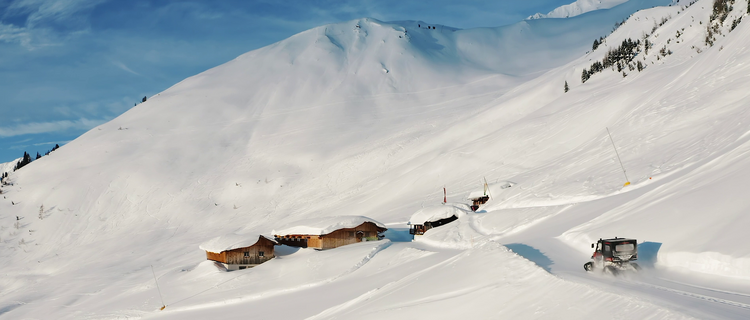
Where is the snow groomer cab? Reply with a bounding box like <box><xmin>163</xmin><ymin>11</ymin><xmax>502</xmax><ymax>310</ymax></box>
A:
<box><xmin>584</xmin><ymin>237</ymin><xmax>640</xmax><ymax>275</ymax></box>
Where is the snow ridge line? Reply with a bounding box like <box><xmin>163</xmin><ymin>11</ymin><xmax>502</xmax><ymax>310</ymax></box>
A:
<box><xmin>163</xmin><ymin>241</ymin><xmax>392</xmax><ymax>313</ymax></box>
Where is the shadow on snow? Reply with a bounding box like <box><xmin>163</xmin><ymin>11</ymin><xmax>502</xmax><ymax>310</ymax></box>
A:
<box><xmin>505</xmin><ymin>243</ymin><xmax>554</xmax><ymax>272</ymax></box>
<box><xmin>383</xmin><ymin>227</ymin><xmax>413</xmax><ymax>242</ymax></box>
<box><xmin>637</xmin><ymin>241</ymin><xmax>662</xmax><ymax>268</ymax></box>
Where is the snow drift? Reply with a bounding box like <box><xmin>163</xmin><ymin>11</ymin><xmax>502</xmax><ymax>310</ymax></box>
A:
<box><xmin>272</xmin><ymin>215</ymin><xmax>386</xmax><ymax>236</ymax></box>
<box><xmin>199</xmin><ymin>233</ymin><xmax>277</xmax><ymax>253</ymax></box>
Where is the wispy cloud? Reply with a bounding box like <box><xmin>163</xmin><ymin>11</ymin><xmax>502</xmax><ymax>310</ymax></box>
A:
<box><xmin>31</xmin><ymin>140</ymin><xmax>69</xmax><ymax>146</ymax></box>
<box><xmin>0</xmin><ymin>21</ymin><xmax>32</xmax><ymax>46</ymax></box>
<box><xmin>112</xmin><ymin>60</ymin><xmax>141</xmax><ymax>75</ymax></box>
<box><xmin>0</xmin><ymin>0</ymin><xmax>107</xmax><ymax>48</ymax></box>
<box><xmin>6</xmin><ymin>0</ymin><xmax>107</xmax><ymax>26</ymax></box>
<box><xmin>8</xmin><ymin>140</ymin><xmax>70</xmax><ymax>150</ymax></box>
<box><xmin>0</xmin><ymin>118</ymin><xmax>107</xmax><ymax>137</ymax></box>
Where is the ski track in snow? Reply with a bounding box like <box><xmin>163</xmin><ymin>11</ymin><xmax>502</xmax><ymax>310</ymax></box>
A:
<box><xmin>305</xmin><ymin>248</ymin><xmax>466</xmax><ymax>319</ymax></box>
<box><xmin>638</xmin><ymin>281</ymin><xmax>750</xmax><ymax>310</ymax></box>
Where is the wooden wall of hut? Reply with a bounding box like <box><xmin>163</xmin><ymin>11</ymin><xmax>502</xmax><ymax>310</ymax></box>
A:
<box><xmin>206</xmin><ymin>251</ymin><xmax>228</xmax><ymax>263</ymax></box>
<box><xmin>319</xmin><ymin>222</ymin><xmax>383</xmax><ymax>250</ymax></box>
<box><xmin>206</xmin><ymin>237</ymin><xmax>276</xmax><ymax>265</ymax></box>
<box><xmin>275</xmin><ymin>235</ymin><xmax>309</xmax><ymax>248</ymax></box>
<box><xmin>409</xmin><ymin>225</ymin><xmax>427</xmax><ymax>235</ymax></box>
<box><xmin>472</xmin><ymin>195</ymin><xmax>490</xmax><ymax>206</ymax></box>
<box><xmin>276</xmin><ymin>222</ymin><xmax>385</xmax><ymax>250</ymax></box>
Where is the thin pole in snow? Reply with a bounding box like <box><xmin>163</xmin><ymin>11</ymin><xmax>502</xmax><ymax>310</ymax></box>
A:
<box><xmin>606</xmin><ymin>127</ymin><xmax>630</xmax><ymax>186</ymax></box>
<box><xmin>483</xmin><ymin>177</ymin><xmax>493</xmax><ymax>200</ymax></box>
<box><xmin>443</xmin><ymin>186</ymin><xmax>447</xmax><ymax>204</ymax></box>
<box><xmin>151</xmin><ymin>265</ymin><xmax>166</xmax><ymax>310</ymax></box>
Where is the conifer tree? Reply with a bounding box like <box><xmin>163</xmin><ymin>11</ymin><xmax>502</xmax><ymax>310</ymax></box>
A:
<box><xmin>14</xmin><ymin>152</ymin><xmax>32</xmax><ymax>171</ymax></box>
<box><xmin>564</xmin><ymin>81</ymin><xmax>569</xmax><ymax>93</ymax></box>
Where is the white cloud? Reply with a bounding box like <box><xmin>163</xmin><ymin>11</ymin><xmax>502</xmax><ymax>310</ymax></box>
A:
<box><xmin>7</xmin><ymin>0</ymin><xmax>107</xmax><ymax>25</ymax></box>
<box><xmin>0</xmin><ymin>0</ymin><xmax>107</xmax><ymax>48</ymax></box>
<box><xmin>0</xmin><ymin>118</ymin><xmax>107</xmax><ymax>137</ymax></box>
<box><xmin>0</xmin><ymin>21</ymin><xmax>32</xmax><ymax>46</ymax></box>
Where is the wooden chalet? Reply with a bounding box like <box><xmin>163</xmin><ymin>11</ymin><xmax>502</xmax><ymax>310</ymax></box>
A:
<box><xmin>200</xmin><ymin>234</ymin><xmax>278</xmax><ymax>271</ymax></box>
<box><xmin>273</xmin><ymin>216</ymin><xmax>387</xmax><ymax>250</ymax></box>
<box><xmin>467</xmin><ymin>180</ymin><xmax>515</xmax><ymax>211</ymax></box>
<box><xmin>408</xmin><ymin>204</ymin><xmax>469</xmax><ymax>235</ymax></box>
<box><xmin>409</xmin><ymin>215</ymin><xmax>458</xmax><ymax>235</ymax></box>
<box><xmin>468</xmin><ymin>194</ymin><xmax>490</xmax><ymax>211</ymax></box>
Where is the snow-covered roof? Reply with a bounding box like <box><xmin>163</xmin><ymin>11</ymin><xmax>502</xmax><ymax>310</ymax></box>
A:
<box><xmin>273</xmin><ymin>215</ymin><xmax>386</xmax><ymax>236</ymax></box>
<box><xmin>467</xmin><ymin>181</ymin><xmax>516</xmax><ymax>200</ymax></box>
<box><xmin>199</xmin><ymin>233</ymin><xmax>277</xmax><ymax>253</ymax></box>
<box><xmin>408</xmin><ymin>203</ymin><xmax>471</xmax><ymax>226</ymax></box>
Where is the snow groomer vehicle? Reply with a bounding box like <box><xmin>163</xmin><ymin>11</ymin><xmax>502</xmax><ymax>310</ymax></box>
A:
<box><xmin>584</xmin><ymin>237</ymin><xmax>640</xmax><ymax>275</ymax></box>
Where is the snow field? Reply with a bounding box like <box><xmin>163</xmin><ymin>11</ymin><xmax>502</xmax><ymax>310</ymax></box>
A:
<box><xmin>2</xmin><ymin>0</ymin><xmax>750</xmax><ymax>318</ymax></box>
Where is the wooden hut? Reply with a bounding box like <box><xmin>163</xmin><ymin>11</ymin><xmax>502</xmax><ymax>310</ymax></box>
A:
<box><xmin>408</xmin><ymin>204</ymin><xmax>470</xmax><ymax>235</ymax></box>
<box><xmin>200</xmin><ymin>234</ymin><xmax>277</xmax><ymax>271</ymax></box>
<box><xmin>467</xmin><ymin>180</ymin><xmax>515</xmax><ymax>211</ymax></box>
<box><xmin>273</xmin><ymin>216</ymin><xmax>387</xmax><ymax>250</ymax></box>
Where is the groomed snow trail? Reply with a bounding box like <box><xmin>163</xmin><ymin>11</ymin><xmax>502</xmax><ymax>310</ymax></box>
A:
<box><xmin>496</xmin><ymin>179</ymin><xmax>750</xmax><ymax>319</ymax></box>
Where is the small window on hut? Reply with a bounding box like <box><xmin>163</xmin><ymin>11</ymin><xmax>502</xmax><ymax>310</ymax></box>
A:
<box><xmin>244</xmin><ymin>252</ymin><xmax>250</xmax><ymax>257</ymax></box>
<box><xmin>349</xmin><ymin>232</ymin><xmax>355</xmax><ymax>237</ymax></box>
<box><xmin>259</xmin><ymin>251</ymin><xmax>265</xmax><ymax>257</ymax></box>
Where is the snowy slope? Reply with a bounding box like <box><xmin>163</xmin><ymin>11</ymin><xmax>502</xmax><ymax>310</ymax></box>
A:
<box><xmin>3</xmin><ymin>0</ymin><xmax>750</xmax><ymax>318</ymax></box>
<box><xmin>486</xmin><ymin>0</ymin><xmax>750</xmax><ymax>278</ymax></box>
<box><xmin>529</xmin><ymin>0</ymin><xmax>631</xmax><ymax>19</ymax></box>
<box><xmin>0</xmin><ymin>158</ymin><xmax>18</xmax><ymax>175</ymax></box>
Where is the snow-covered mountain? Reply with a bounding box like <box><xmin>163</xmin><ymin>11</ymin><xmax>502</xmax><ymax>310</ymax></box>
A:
<box><xmin>0</xmin><ymin>158</ymin><xmax>18</xmax><ymax>176</ymax></box>
<box><xmin>529</xmin><ymin>0</ymin><xmax>632</xmax><ymax>19</ymax></box>
<box><xmin>3</xmin><ymin>0</ymin><xmax>750</xmax><ymax>318</ymax></box>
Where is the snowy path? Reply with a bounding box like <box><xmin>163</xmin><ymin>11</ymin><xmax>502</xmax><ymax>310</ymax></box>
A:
<box><xmin>498</xmin><ymin>186</ymin><xmax>750</xmax><ymax>319</ymax></box>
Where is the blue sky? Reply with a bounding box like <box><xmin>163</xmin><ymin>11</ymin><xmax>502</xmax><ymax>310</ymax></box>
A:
<box><xmin>0</xmin><ymin>0</ymin><xmax>574</xmax><ymax>163</ymax></box>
